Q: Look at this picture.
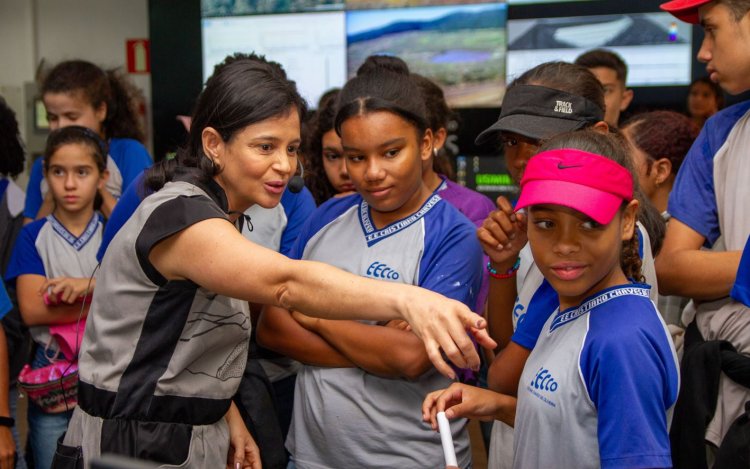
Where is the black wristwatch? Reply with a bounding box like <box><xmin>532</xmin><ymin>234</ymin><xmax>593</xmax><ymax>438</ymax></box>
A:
<box><xmin>0</xmin><ymin>416</ymin><xmax>14</xmax><ymax>427</ymax></box>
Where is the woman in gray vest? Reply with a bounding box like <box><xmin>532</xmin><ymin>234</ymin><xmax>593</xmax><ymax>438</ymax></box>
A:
<box><xmin>55</xmin><ymin>53</ymin><xmax>494</xmax><ymax>468</ymax></box>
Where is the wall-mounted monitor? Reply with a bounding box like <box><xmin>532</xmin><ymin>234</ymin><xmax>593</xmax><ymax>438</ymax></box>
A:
<box><xmin>507</xmin><ymin>12</ymin><xmax>692</xmax><ymax>86</ymax></box>
<box><xmin>201</xmin><ymin>0</ymin><xmax>343</xmax><ymax>16</ymax></box>
<box><xmin>346</xmin><ymin>0</ymin><xmax>499</xmax><ymax>10</ymax></box>
<box><xmin>346</xmin><ymin>2</ymin><xmax>507</xmax><ymax>108</ymax></box>
<box><xmin>201</xmin><ymin>12</ymin><xmax>347</xmax><ymax>106</ymax></box>
<box><xmin>508</xmin><ymin>0</ymin><xmax>593</xmax><ymax>3</ymax></box>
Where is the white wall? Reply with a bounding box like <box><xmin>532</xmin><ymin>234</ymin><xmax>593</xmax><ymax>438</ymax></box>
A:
<box><xmin>0</xmin><ymin>0</ymin><xmax>151</xmax><ymax>186</ymax></box>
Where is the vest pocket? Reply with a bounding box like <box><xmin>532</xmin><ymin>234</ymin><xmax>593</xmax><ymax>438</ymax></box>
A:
<box><xmin>51</xmin><ymin>433</ymin><xmax>84</xmax><ymax>469</ymax></box>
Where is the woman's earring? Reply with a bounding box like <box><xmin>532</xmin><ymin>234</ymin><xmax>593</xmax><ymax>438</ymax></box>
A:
<box><xmin>433</xmin><ymin>148</ymin><xmax>439</xmax><ymax>157</ymax></box>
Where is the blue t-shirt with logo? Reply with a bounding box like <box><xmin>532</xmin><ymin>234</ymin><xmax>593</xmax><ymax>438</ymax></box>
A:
<box><xmin>514</xmin><ymin>284</ymin><xmax>679</xmax><ymax>469</ymax></box>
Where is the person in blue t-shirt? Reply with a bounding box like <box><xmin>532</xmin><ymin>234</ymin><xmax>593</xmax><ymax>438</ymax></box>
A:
<box><xmin>424</xmin><ymin>131</ymin><xmax>679</xmax><ymax>469</ymax></box>
<box><xmin>24</xmin><ymin>60</ymin><xmax>152</xmax><ymax>223</ymax></box>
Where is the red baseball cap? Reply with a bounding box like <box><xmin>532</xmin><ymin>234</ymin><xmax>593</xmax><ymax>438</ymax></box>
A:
<box><xmin>660</xmin><ymin>0</ymin><xmax>713</xmax><ymax>24</ymax></box>
<box><xmin>515</xmin><ymin>148</ymin><xmax>634</xmax><ymax>225</ymax></box>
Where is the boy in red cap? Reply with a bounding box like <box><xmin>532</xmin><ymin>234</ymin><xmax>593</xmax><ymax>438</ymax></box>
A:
<box><xmin>658</xmin><ymin>0</ymin><xmax>750</xmax><ymax>463</ymax></box>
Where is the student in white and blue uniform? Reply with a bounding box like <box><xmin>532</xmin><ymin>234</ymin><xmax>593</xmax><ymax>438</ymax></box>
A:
<box><xmin>6</xmin><ymin>126</ymin><xmax>107</xmax><ymax>469</ymax></box>
<box><xmin>258</xmin><ymin>58</ymin><xmax>482</xmax><ymax>469</ymax></box>
<box><xmin>25</xmin><ymin>59</ymin><xmax>152</xmax><ymax>222</ymax></box>
<box><xmin>424</xmin><ymin>132</ymin><xmax>679</xmax><ymax>469</ymax></box>
<box><xmin>513</xmin><ymin>136</ymin><xmax>679</xmax><ymax>469</ymax></box>
<box><xmin>461</xmin><ymin>63</ymin><xmax>664</xmax><ymax>468</ymax></box>
<box><xmin>24</xmin><ymin>138</ymin><xmax>150</xmax><ymax>221</ymax></box>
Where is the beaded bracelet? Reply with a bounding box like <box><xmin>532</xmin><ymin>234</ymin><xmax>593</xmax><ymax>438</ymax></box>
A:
<box><xmin>486</xmin><ymin>258</ymin><xmax>520</xmax><ymax>279</ymax></box>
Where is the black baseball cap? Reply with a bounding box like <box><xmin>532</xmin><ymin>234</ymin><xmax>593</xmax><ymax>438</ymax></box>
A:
<box><xmin>475</xmin><ymin>85</ymin><xmax>605</xmax><ymax>146</ymax></box>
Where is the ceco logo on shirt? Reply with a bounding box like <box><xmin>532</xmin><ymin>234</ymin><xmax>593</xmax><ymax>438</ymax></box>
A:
<box><xmin>530</xmin><ymin>367</ymin><xmax>558</xmax><ymax>392</ymax></box>
<box><xmin>366</xmin><ymin>261</ymin><xmax>400</xmax><ymax>280</ymax></box>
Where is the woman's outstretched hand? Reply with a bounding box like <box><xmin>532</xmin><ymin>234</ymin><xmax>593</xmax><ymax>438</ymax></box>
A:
<box><xmin>399</xmin><ymin>293</ymin><xmax>496</xmax><ymax>380</ymax></box>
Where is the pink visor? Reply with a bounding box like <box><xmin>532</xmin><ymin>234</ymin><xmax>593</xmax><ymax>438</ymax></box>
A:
<box><xmin>515</xmin><ymin>148</ymin><xmax>634</xmax><ymax>225</ymax></box>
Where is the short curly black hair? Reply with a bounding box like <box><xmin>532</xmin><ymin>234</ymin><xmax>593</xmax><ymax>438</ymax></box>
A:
<box><xmin>0</xmin><ymin>97</ymin><xmax>25</xmax><ymax>177</ymax></box>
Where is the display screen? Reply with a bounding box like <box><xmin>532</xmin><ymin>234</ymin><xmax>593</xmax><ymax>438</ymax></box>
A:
<box><xmin>507</xmin><ymin>12</ymin><xmax>692</xmax><ymax>86</ymax></box>
<box><xmin>455</xmin><ymin>154</ymin><xmax>517</xmax><ymax>200</ymax></box>
<box><xmin>347</xmin><ymin>2</ymin><xmax>507</xmax><ymax>107</ymax></box>
<box><xmin>346</xmin><ymin>0</ymin><xmax>499</xmax><ymax>9</ymax></box>
<box><xmin>508</xmin><ymin>0</ymin><xmax>593</xmax><ymax>3</ymax></box>
<box><xmin>201</xmin><ymin>0</ymin><xmax>343</xmax><ymax>16</ymax></box>
<box><xmin>202</xmin><ymin>12</ymin><xmax>347</xmax><ymax>106</ymax></box>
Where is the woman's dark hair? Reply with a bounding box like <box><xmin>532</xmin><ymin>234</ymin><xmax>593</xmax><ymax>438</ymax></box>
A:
<box><xmin>512</xmin><ymin>61</ymin><xmax>606</xmax><ymax>115</ymax></box>
<box><xmin>44</xmin><ymin>125</ymin><xmax>108</xmax><ymax>174</ymax></box>
<box><xmin>412</xmin><ymin>73</ymin><xmax>456</xmax><ymax>179</ymax></box>
<box><xmin>41</xmin><ymin>60</ymin><xmax>145</xmax><ymax>142</ymax></box>
<box><xmin>145</xmin><ymin>52</ymin><xmax>307</xmax><ymax>192</ymax></box>
<box><xmin>623</xmin><ymin>111</ymin><xmax>699</xmax><ymax>176</ymax></box>
<box><xmin>537</xmin><ymin>130</ymin><xmax>654</xmax><ymax>281</ymax></box>
<box><xmin>304</xmin><ymin>89</ymin><xmax>340</xmax><ymax>204</ymax></box>
<box><xmin>335</xmin><ymin>55</ymin><xmax>428</xmax><ymax>138</ymax></box>
<box><xmin>0</xmin><ymin>97</ymin><xmax>25</xmax><ymax>177</ymax></box>
<box><xmin>688</xmin><ymin>76</ymin><xmax>725</xmax><ymax>111</ymax></box>
<box><xmin>356</xmin><ymin>55</ymin><xmax>410</xmax><ymax>77</ymax></box>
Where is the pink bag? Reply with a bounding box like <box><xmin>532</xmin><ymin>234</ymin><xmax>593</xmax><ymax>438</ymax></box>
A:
<box><xmin>17</xmin><ymin>361</ymin><xmax>78</xmax><ymax>413</ymax></box>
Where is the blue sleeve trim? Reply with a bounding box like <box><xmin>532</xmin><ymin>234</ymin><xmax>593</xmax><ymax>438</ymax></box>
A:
<box><xmin>108</xmin><ymin>138</ymin><xmax>153</xmax><ymax>190</ymax></box>
<box><xmin>97</xmin><ymin>170</ymin><xmax>149</xmax><ymax>262</ymax></box>
<box><xmin>279</xmin><ymin>187</ymin><xmax>316</xmax><ymax>257</ymax></box>
<box><xmin>0</xmin><ymin>282</ymin><xmax>11</xmax><ymax>319</ymax></box>
<box><xmin>580</xmin><ymin>296</ymin><xmax>678</xmax><ymax>467</ymax></box>
<box><xmin>4</xmin><ymin>219</ymin><xmax>47</xmax><ymax>282</ymax></box>
<box><xmin>668</xmin><ymin>102</ymin><xmax>750</xmax><ymax>246</ymax></box>
<box><xmin>601</xmin><ymin>454</ymin><xmax>672</xmax><ymax>469</ymax></box>
<box><xmin>289</xmin><ymin>195</ymin><xmax>359</xmax><ymax>260</ymax></box>
<box><xmin>731</xmin><ymin>234</ymin><xmax>750</xmax><ymax>308</ymax></box>
<box><xmin>419</xmin><ymin>203</ymin><xmax>483</xmax><ymax>308</ymax></box>
<box><xmin>511</xmin><ymin>279</ymin><xmax>557</xmax><ymax>350</ymax></box>
<box><xmin>23</xmin><ymin>158</ymin><xmax>45</xmax><ymax>219</ymax></box>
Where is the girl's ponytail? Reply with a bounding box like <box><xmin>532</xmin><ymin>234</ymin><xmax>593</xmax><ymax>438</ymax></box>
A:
<box><xmin>621</xmin><ymin>230</ymin><xmax>644</xmax><ymax>283</ymax></box>
<box><xmin>104</xmin><ymin>68</ymin><xmax>146</xmax><ymax>143</ymax></box>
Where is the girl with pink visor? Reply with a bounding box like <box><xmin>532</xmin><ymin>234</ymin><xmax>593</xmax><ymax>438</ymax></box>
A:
<box><xmin>424</xmin><ymin>130</ymin><xmax>679</xmax><ymax>469</ymax></box>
